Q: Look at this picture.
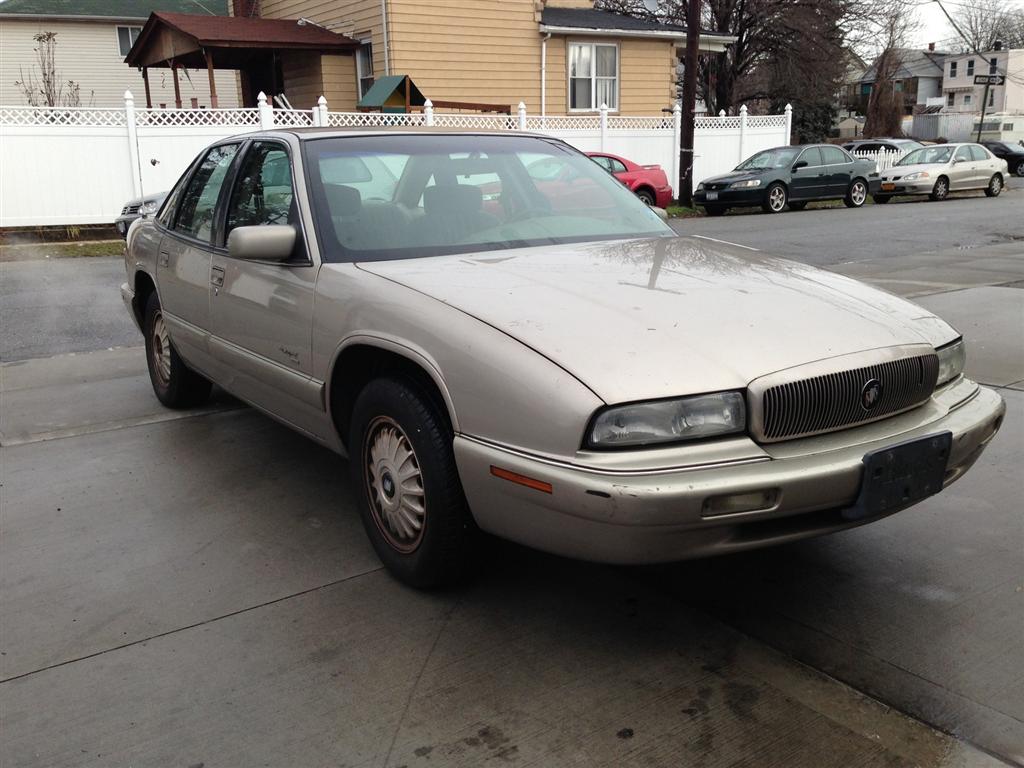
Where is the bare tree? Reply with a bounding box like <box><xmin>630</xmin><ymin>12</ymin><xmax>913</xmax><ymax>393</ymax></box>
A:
<box><xmin>14</xmin><ymin>32</ymin><xmax>88</xmax><ymax>107</ymax></box>
<box><xmin>942</xmin><ymin>0</ymin><xmax>1024</xmax><ymax>51</ymax></box>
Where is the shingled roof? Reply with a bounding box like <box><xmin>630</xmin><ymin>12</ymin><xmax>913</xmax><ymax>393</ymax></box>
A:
<box><xmin>540</xmin><ymin>7</ymin><xmax>733</xmax><ymax>39</ymax></box>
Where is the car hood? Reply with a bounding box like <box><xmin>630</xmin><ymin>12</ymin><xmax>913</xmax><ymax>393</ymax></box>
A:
<box><xmin>882</xmin><ymin>162</ymin><xmax>945</xmax><ymax>178</ymax></box>
<box><xmin>701</xmin><ymin>169</ymin><xmax>767</xmax><ymax>184</ymax></box>
<box><xmin>356</xmin><ymin>237</ymin><xmax>957</xmax><ymax>404</ymax></box>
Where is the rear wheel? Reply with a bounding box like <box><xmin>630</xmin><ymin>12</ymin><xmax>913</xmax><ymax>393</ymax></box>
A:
<box><xmin>872</xmin><ymin>194</ymin><xmax>891</xmax><ymax>204</ymax></box>
<box><xmin>984</xmin><ymin>174</ymin><xmax>1003</xmax><ymax>197</ymax></box>
<box><xmin>929</xmin><ymin>176</ymin><xmax>949</xmax><ymax>201</ymax></box>
<box><xmin>844</xmin><ymin>179</ymin><xmax>868</xmax><ymax>208</ymax></box>
<box><xmin>143</xmin><ymin>293</ymin><xmax>211</xmax><ymax>408</ymax></box>
<box><xmin>349</xmin><ymin>377</ymin><xmax>475</xmax><ymax>589</ymax></box>
<box><xmin>788</xmin><ymin>201</ymin><xmax>807</xmax><ymax>211</ymax></box>
<box><xmin>635</xmin><ymin>188</ymin><xmax>656</xmax><ymax>206</ymax></box>
<box><xmin>761</xmin><ymin>183</ymin><xmax>787</xmax><ymax>213</ymax></box>
<box><xmin>703</xmin><ymin>205</ymin><xmax>727</xmax><ymax>216</ymax></box>
<box><xmin>1015</xmin><ymin>161</ymin><xmax>1024</xmax><ymax>178</ymax></box>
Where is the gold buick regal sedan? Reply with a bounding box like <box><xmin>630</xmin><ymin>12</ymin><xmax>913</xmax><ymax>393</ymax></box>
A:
<box><xmin>121</xmin><ymin>129</ymin><xmax>1005</xmax><ymax>587</ymax></box>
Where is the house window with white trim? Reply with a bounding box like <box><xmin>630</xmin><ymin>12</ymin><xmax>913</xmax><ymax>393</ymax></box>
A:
<box><xmin>946</xmin><ymin>91</ymin><xmax>954</xmax><ymax>106</ymax></box>
<box><xmin>963</xmin><ymin>93</ymin><xmax>972</xmax><ymax>106</ymax></box>
<box><xmin>966</xmin><ymin>59</ymin><xmax>974</xmax><ymax>76</ymax></box>
<box><xmin>117</xmin><ymin>26</ymin><xmax>141</xmax><ymax>56</ymax></box>
<box><xmin>989</xmin><ymin>57</ymin><xmax>998</xmax><ymax>75</ymax></box>
<box><xmin>949</xmin><ymin>61</ymin><xmax>957</xmax><ymax>77</ymax></box>
<box><xmin>356</xmin><ymin>39</ymin><xmax>374</xmax><ymax>99</ymax></box>
<box><xmin>569</xmin><ymin>42</ymin><xmax>618</xmax><ymax>111</ymax></box>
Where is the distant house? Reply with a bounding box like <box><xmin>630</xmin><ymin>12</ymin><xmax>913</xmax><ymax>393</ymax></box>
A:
<box><xmin>0</xmin><ymin>0</ymin><xmax>240</xmax><ymax>107</ymax></box>
<box><xmin>941</xmin><ymin>46</ymin><xmax>1024</xmax><ymax>114</ymax></box>
<box><xmin>855</xmin><ymin>46</ymin><xmax>948</xmax><ymax>116</ymax></box>
<box><xmin>126</xmin><ymin>0</ymin><xmax>734</xmax><ymax>115</ymax></box>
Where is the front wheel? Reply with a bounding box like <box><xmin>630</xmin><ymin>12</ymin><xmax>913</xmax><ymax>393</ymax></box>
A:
<box><xmin>635</xmin><ymin>188</ymin><xmax>656</xmax><ymax>206</ymax></box>
<box><xmin>143</xmin><ymin>293</ymin><xmax>211</xmax><ymax>408</ymax></box>
<box><xmin>349</xmin><ymin>377</ymin><xmax>475</xmax><ymax>589</ymax></box>
<box><xmin>844</xmin><ymin>179</ymin><xmax>868</xmax><ymax>208</ymax></box>
<box><xmin>703</xmin><ymin>205</ymin><xmax>727</xmax><ymax>216</ymax></box>
<box><xmin>761</xmin><ymin>183</ymin><xmax>787</xmax><ymax>213</ymax></box>
<box><xmin>984</xmin><ymin>174</ymin><xmax>1003</xmax><ymax>197</ymax></box>
<box><xmin>929</xmin><ymin>176</ymin><xmax>949</xmax><ymax>201</ymax></box>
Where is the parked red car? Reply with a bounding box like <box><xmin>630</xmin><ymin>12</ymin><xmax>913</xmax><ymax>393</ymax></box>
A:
<box><xmin>586</xmin><ymin>152</ymin><xmax>673</xmax><ymax>208</ymax></box>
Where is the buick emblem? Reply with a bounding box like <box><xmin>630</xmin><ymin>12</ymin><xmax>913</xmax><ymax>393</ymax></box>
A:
<box><xmin>861</xmin><ymin>378</ymin><xmax>883</xmax><ymax>411</ymax></box>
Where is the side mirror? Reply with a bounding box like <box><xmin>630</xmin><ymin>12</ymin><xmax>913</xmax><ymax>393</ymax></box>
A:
<box><xmin>227</xmin><ymin>225</ymin><xmax>296</xmax><ymax>262</ymax></box>
<box><xmin>651</xmin><ymin>206</ymin><xmax>669</xmax><ymax>222</ymax></box>
<box><xmin>792</xmin><ymin>160</ymin><xmax>808</xmax><ymax>170</ymax></box>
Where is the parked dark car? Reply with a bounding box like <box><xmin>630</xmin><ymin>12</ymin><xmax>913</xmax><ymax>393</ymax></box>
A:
<box><xmin>693</xmin><ymin>145</ymin><xmax>878</xmax><ymax>215</ymax></box>
<box><xmin>980</xmin><ymin>140</ymin><xmax>1024</xmax><ymax>176</ymax></box>
<box><xmin>115</xmin><ymin>192</ymin><xmax>166</xmax><ymax>238</ymax></box>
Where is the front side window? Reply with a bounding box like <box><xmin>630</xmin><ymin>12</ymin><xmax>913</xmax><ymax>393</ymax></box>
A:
<box><xmin>117</xmin><ymin>26</ymin><xmax>141</xmax><ymax>57</ymax></box>
<box><xmin>797</xmin><ymin>147</ymin><xmax>824</xmax><ymax>167</ymax></box>
<box><xmin>356</xmin><ymin>40</ymin><xmax>374</xmax><ymax>99</ymax></box>
<box><xmin>174</xmin><ymin>144</ymin><xmax>239</xmax><ymax>242</ymax></box>
<box><xmin>954</xmin><ymin>145</ymin><xmax>972</xmax><ymax>162</ymax></box>
<box><xmin>226</xmin><ymin>142</ymin><xmax>295</xmax><ymax>234</ymax></box>
<box><xmin>569</xmin><ymin>42</ymin><xmax>618</xmax><ymax>110</ymax></box>
<box><xmin>305</xmin><ymin>134</ymin><xmax>670</xmax><ymax>261</ymax></box>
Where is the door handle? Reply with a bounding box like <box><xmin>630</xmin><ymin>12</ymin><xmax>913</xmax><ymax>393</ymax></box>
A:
<box><xmin>210</xmin><ymin>266</ymin><xmax>225</xmax><ymax>287</ymax></box>
<box><xmin>158</xmin><ymin>252</ymin><xmax>169</xmax><ymax>267</ymax></box>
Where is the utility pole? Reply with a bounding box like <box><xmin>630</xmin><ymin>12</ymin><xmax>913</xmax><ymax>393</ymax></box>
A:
<box><xmin>678</xmin><ymin>0</ymin><xmax>700</xmax><ymax>206</ymax></box>
<box><xmin>976</xmin><ymin>78</ymin><xmax>991</xmax><ymax>142</ymax></box>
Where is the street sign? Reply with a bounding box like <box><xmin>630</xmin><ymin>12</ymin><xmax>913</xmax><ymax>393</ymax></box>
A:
<box><xmin>974</xmin><ymin>75</ymin><xmax>1005</xmax><ymax>85</ymax></box>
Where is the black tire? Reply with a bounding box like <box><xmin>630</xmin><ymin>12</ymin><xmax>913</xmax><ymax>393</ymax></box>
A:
<box><xmin>929</xmin><ymin>176</ymin><xmax>949</xmax><ymax>201</ymax></box>
<box><xmin>788</xmin><ymin>201</ymin><xmax>807</xmax><ymax>211</ymax></box>
<box><xmin>349</xmin><ymin>377</ymin><xmax>475</xmax><ymax>589</ymax></box>
<box><xmin>844</xmin><ymin>178</ymin><xmax>868</xmax><ymax>208</ymax></box>
<box><xmin>143</xmin><ymin>292</ymin><xmax>211</xmax><ymax>408</ymax></box>
<box><xmin>1015</xmin><ymin>161</ymin><xmax>1024</xmax><ymax>178</ymax></box>
<box><xmin>873</xmin><ymin>194</ymin><xmax>892</xmax><ymax>204</ymax></box>
<box><xmin>703</xmin><ymin>205</ymin><xmax>727</xmax><ymax>216</ymax></box>
<box><xmin>984</xmin><ymin>173</ymin><xmax>1003</xmax><ymax>197</ymax></box>
<box><xmin>635</xmin><ymin>188</ymin><xmax>656</xmax><ymax>206</ymax></box>
<box><xmin>761</xmin><ymin>182</ymin><xmax>787</xmax><ymax>213</ymax></box>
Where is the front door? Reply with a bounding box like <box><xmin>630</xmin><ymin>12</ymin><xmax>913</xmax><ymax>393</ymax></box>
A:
<box><xmin>209</xmin><ymin>139</ymin><xmax>326</xmax><ymax>438</ymax></box>
<box><xmin>949</xmin><ymin>145</ymin><xmax>976</xmax><ymax>189</ymax></box>
<box><xmin>789</xmin><ymin>147</ymin><xmax>825</xmax><ymax>200</ymax></box>
<box><xmin>156</xmin><ymin>143</ymin><xmax>239</xmax><ymax>374</ymax></box>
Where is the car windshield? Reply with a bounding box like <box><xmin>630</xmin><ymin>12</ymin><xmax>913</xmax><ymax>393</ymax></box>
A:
<box><xmin>898</xmin><ymin>146</ymin><xmax>954</xmax><ymax>165</ymax></box>
<box><xmin>304</xmin><ymin>134</ymin><xmax>672</xmax><ymax>262</ymax></box>
<box><xmin>734</xmin><ymin>147</ymin><xmax>800</xmax><ymax>170</ymax></box>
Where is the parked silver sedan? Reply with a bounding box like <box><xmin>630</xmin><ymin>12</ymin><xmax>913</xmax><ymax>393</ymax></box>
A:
<box><xmin>121</xmin><ymin>129</ymin><xmax>1005</xmax><ymax>587</ymax></box>
<box><xmin>873</xmin><ymin>143</ymin><xmax>1009</xmax><ymax>203</ymax></box>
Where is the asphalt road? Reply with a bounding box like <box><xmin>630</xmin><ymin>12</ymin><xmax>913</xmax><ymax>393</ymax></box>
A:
<box><xmin>2</xmin><ymin>201</ymin><xmax>1023</xmax><ymax>765</ymax></box>
<box><xmin>670</xmin><ymin>177</ymin><xmax>1024</xmax><ymax>266</ymax></box>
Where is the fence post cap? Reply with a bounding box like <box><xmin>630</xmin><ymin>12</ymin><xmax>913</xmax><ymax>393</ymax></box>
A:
<box><xmin>599</xmin><ymin>102</ymin><xmax>608</xmax><ymax>110</ymax></box>
<box><xmin>257</xmin><ymin>91</ymin><xmax>268</xmax><ymax>104</ymax></box>
<box><xmin>424</xmin><ymin>98</ymin><xmax>433</xmax><ymax>107</ymax></box>
<box><xmin>317</xmin><ymin>95</ymin><xmax>327</xmax><ymax>106</ymax></box>
<box><xmin>124</xmin><ymin>90</ymin><xmax>134</xmax><ymax>102</ymax></box>
<box><xmin>740</xmin><ymin>104</ymin><xmax>748</xmax><ymax>115</ymax></box>
<box><xmin>719</xmin><ymin>109</ymin><xmax>726</xmax><ymax>117</ymax></box>
<box><xmin>785</xmin><ymin>103</ymin><xmax>793</xmax><ymax>112</ymax></box>
<box><xmin>673</xmin><ymin>101</ymin><xmax>682</xmax><ymax>114</ymax></box>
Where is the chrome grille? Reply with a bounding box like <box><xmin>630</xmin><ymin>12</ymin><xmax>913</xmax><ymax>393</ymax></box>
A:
<box><xmin>121</xmin><ymin>204</ymin><xmax>140</xmax><ymax>215</ymax></box>
<box><xmin>751</xmin><ymin>350</ymin><xmax>939</xmax><ymax>443</ymax></box>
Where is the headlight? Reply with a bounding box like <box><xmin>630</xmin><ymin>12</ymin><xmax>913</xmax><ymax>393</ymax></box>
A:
<box><xmin>140</xmin><ymin>200</ymin><xmax>160</xmax><ymax>215</ymax></box>
<box><xmin>587</xmin><ymin>391</ymin><xmax>746</xmax><ymax>448</ymax></box>
<box><xmin>696</xmin><ymin>182</ymin><xmax>705</xmax><ymax>191</ymax></box>
<box><xmin>936</xmin><ymin>339</ymin><xmax>966</xmax><ymax>386</ymax></box>
<box><xmin>729</xmin><ymin>179</ymin><xmax>761</xmax><ymax>188</ymax></box>
<box><xmin>902</xmin><ymin>171</ymin><xmax>930</xmax><ymax>181</ymax></box>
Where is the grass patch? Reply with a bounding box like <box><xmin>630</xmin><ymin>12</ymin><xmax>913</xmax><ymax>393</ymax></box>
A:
<box><xmin>666</xmin><ymin>204</ymin><xmax>702</xmax><ymax>218</ymax></box>
<box><xmin>0</xmin><ymin>239</ymin><xmax>124</xmax><ymax>262</ymax></box>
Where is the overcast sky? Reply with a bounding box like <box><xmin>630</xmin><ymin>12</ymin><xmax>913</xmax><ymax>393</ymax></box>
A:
<box><xmin>911</xmin><ymin>0</ymin><xmax>1024</xmax><ymax>49</ymax></box>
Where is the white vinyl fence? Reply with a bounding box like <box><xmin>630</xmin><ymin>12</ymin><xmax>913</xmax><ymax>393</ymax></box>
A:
<box><xmin>850</xmin><ymin>148</ymin><xmax>902</xmax><ymax>173</ymax></box>
<box><xmin>0</xmin><ymin>92</ymin><xmax>793</xmax><ymax>227</ymax></box>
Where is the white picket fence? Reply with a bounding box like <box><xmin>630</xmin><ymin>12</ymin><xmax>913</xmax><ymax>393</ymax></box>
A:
<box><xmin>0</xmin><ymin>92</ymin><xmax>793</xmax><ymax>227</ymax></box>
<box><xmin>850</xmin><ymin>148</ymin><xmax>902</xmax><ymax>173</ymax></box>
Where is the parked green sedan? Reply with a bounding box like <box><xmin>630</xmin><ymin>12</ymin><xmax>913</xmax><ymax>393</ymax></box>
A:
<box><xmin>694</xmin><ymin>144</ymin><xmax>880</xmax><ymax>216</ymax></box>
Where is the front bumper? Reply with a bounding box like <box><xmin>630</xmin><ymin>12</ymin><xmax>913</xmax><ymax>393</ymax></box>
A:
<box><xmin>693</xmin><ymin>187</ymin><xmax>763</xmax><ymax>207</ymax></box>
<box><xmin>876</xmin><ymin>181</ymin><xmax>932</xmax><ymax>196</ymax></box>
<box><xmin>454</xmin><ymin>381</ymin><xmax>1005</xmax><ymax>564</ymax></box>
<box><xmin>115</xmin><ymin>214</ymin><xmax>140</xmax><ymax>238</ymax></box>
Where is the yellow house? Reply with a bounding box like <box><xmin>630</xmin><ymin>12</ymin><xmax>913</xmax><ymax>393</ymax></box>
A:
<box><xmin>258</xmin><ymin>0</ymin><xmax>735</xmax><ymax>116</ymax></box>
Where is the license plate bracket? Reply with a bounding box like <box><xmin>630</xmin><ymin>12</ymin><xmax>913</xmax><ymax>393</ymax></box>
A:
<box><xmin>881</xmin><ymin>182</ymin><xmax>895</xmax><ymax>191</ymax></box>
<box><xmin>843</xmin><ymin>432</ymin><xmax>952</xmax><ymax>520</ymax></box>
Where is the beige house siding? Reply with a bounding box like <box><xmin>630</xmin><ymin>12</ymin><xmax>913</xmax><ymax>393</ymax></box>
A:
<box><xmin>260</xmin><ymin>0</ymin><xmax>382</xmax><ymax>108</ymax></box>
<box><xmin>0</xmin><ymin>18</ymin><xmax>239</xmax><ymax>108</ymax></box>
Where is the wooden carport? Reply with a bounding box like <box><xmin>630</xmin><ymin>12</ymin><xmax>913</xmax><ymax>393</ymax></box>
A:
<box><xmin>123</xmin><ymin>11</ymin><xmax>359</xmax><ymax>108</ymax></box>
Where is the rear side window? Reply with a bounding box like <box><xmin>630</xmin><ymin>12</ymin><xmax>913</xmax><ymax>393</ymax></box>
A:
<box><xmin>174</xmin><ymin>144</ymin><xmax>239</xmax><ymax>242</ymax></box>
<box><xmin>820</xmin><ymin>146</ymin><xmax>849</xmax><ymax>164</ymax></box>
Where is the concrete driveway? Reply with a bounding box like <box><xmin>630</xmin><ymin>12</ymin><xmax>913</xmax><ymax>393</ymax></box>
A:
<box><xmin>2</xmin><ymin>194</ymin><xmax>1022</xmax><ymax>766</ymax></box>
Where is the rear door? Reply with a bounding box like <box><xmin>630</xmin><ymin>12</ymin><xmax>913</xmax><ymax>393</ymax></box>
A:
<box><xmin>156</xmin><ymin>143</ymin><xmax>239</xmax><ymax>373</ymax></box>
<box><xmin>208</xmin><ymin>139</ymin><xmax>325</xmax><ymax>438</ymax></box>
<box><xmin>969</xmin><ymin>144</ymin><xmax>998</xmax><ymax>186</ymax></box>
<box><xmin>789</xmin><ymin>147</ymin><xmax>825</xmax><ymax>200</ymax></box>
<box><xmin>820</xmin><ymin>145</ymin><xmax>854</xmax><ymax>196</ymax></box>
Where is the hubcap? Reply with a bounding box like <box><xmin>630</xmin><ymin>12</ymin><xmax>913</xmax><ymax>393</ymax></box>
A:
<box><xmin>363</xmin><ymin>416</ymin><xmax>426</xmax><ymax>553</ymax></box>
<box><xmin>150</xmin><ymin>312</ymin><xmax>172</xmax><ymax>386</ymax></box>
<box><xmin>769</xmin><ymin>187</ymin><xmax>785</xmax><ymax>211</ymax></box>
<box><xmin>851</xmin><ymin>182</ymin><xmax>866</xmax><ymax>205</ymax></box>
<box><xmin>936</xmin><ymin>180</ymin><xmax>947</xmax><ymax>197</ymax></box>
<box><xmin>991</xmin><ymin>177</ymin><xmax>1001</xmax><ymax>194</ymax></box>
